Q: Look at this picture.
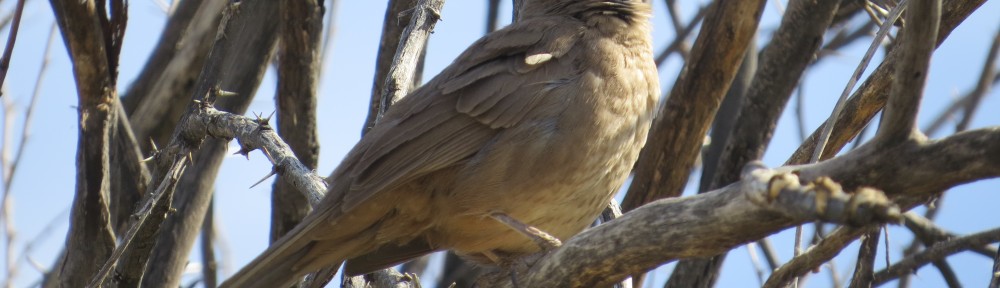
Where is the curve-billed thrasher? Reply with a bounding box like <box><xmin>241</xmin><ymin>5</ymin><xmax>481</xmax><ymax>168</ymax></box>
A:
<box><xmin>222</xmin><ymin>0</ymin><xmax>658</xmax><ymax>286</ymax></box>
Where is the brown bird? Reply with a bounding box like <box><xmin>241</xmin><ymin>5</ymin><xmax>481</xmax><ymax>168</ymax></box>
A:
<box><xmin>221</xmin><ymin>0</ymin><xmax>658</xmax><ymax>287</ymax></box>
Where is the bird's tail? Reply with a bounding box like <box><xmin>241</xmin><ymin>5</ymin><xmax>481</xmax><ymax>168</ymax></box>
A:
<box><xmin>219</xmin><ymin>239</ymin><xmax>324</xmax><ymax>288</ymax></box>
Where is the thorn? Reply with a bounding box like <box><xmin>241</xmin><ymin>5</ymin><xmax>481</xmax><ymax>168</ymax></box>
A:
<box><xmin>216</xmin><ymin>87</ymin><xmax>238</xmax><ymax>98</ymax></box>
<box><xmin>254</xmin><ymin>111</ymin><xmax>273</xmax><ymax>129</ymax></box>
<box><xmin>250</xmin><ymin>169</ymin><xmax>277</xmax><ymax>189</ymax></box>
<box><xmin>149</xmin><ymin>138</ymin><xmax>159</xmax><ymax>152</ymax></box>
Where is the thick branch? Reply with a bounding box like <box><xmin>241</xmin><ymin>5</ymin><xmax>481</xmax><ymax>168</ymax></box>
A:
<box><xmin>49</xmin><ymin>0</ymin><xmax>123</xmax><ymax>286</ymax></box>
<box><xmin>713</xmin><ymin>0</ymin><xmax>841</xmax><ymax>188</ymax></box>
<box><xmin>875</xmin><ymin>0</ymin><xmax>939</xmax><ymax>145</ymax></box>
<box><xmin>272</xmin><ymin>0</ymin><xmax>322</xmax><ymax>246</ymax></box>
<box><xmin>123</xmin><ymin>0</ymin><xmax>225</xmax><ymax>151</ymax></box>
<box><xmin>624</xmin><ymin>0</ymin><xmax>767</xmax><ymax>209</ymax></box>
<box><xmin>486</xmin><ymin>125</ymin><xmax>1000</xmax><ymax>287</ymax></box>
<box><xmin>501</xmin><ymin>162</ymin><xmax>903</xmax><ymax>287</ymax></box>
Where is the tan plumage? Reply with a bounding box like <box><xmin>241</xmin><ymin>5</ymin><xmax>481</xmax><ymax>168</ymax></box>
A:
<box><xmin>221</xmin><ymin>0</ymin><xmax>658</xmax><ymax>287</ymax></box>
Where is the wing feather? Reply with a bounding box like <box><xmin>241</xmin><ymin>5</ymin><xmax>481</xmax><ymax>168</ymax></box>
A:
<box><xmin>332</xmin><ymin>16</ymin><xmax>584</xmax><ymax>212</ymax></box>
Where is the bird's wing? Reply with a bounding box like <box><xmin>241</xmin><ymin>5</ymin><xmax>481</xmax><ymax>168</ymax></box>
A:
<box><xmin>332</xmin><ymin>16</ymin><xmax>584</xmax><ymax>212</ymax></box>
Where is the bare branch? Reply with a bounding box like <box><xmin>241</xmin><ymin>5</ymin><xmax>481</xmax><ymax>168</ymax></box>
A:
<box><xmin>375</xmin><ymin>0</ymin><xmax>445</xmax><ymax>123</ymax></box>
<box><xmin>365</xmin><ymin>0</ymin><xmax>418</xmax><ymax>134</ymax></box>
<box><xmin>0</xmin><ymin>0</ymin><xmax>26</xmax><ymax>95</ymax></box>
<box><xmin>140</xmin><ymin>1</ymin><xmax>281</xmax><ymax>286</ymax></box>
<box><xmin>874</xmin><ymin>0</ymin><xmax>939</xmax><ymax>145</ymax></box>
<box><xmin>654</xmin><ymin>4</ymin><xmax>707</xmax><ymax>66</ymax></box>
<box><xmin>0</xmin><ymin>21</ymin><xmax>55</xmax><ymax>288</ymax></box>
<box><xmin>624</xmin><ymin>0</ymin><xmax>766</xmax><ymax>209</ymax></box>
<box><xmin>49</xmin><ymin>0</ymin><xmax>128</xmax><ymax>285</ymax></box>
<box><xmin>486</xmin><ymin>0</ymin><xmax>501</xmax><ymax>33</ymax></box>
<box><xmin>786</xmin><ymin>0</ymin><xmax>986</xmax><ymax>165</ymax></box>
<box><xmin>955</xmin><ymin>25</ymin><xmax>1000</xmax><ymax>132</ymax></box>
<box><xmin>765</xmin><ymin>226</ymin><xmax>873</xmax><ymax>288</ymax></box>
<box><xmin>123</xmin><ymin>0</ymin><xmax>225</xmax><ymax>151</ymax></box>
<box><xmin>812</xmin><ymin>0</ymin><xmax>906</xmax><ymax>162</ymax></box>
<box><xmin>89</xmin><ymin>152</ymin><xmax>189</xmax><ymax>288</ymax></box>
<box><xmin>202</xmin><ymin>199</ymin><xmax>218</xmax><ymax>288</ymax></box>
<box><xmin>847</xmin><ymin>229</ymin><xmax>881</xmax><ymax>288</ymax></box>
<box><xmin>492</xmin><ymin>161</ymin><xmax>905</xmax><ymax>287</ymax></box>
<box><xmin>272</xmin><ymin>0</ymin><xmax>323</xmax><ymax>246</ymax></box>
<box><xmin>873</xmin><ymin>227</ymin><xmax>1000</xmax><ymax>286</ymax></box>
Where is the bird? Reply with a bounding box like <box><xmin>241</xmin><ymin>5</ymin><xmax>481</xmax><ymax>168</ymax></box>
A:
<box><xmin>221</xmin><ymin>0</ymin><xmax>658</xmax><ymax>287</ymax></box>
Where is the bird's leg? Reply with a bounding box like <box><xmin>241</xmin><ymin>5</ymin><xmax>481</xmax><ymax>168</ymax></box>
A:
<box><xmin>488</xmin><ymin>212</ymin><xmax>562</xmax><ymax>251</ymax></box>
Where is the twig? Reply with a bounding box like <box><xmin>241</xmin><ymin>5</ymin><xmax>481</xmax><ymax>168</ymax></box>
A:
<box><xmin>795</xmin><ymin>79</ymin><xmax>808</xmax><ymax>142</ymax></box>
<box><xmin>0</xmin><ymin>22</ymin><xmax>56</xmax><ymax>288</ymax></box>
<box><xmin>320</xmin><ymin>0</ymin><xmax>340</xmax><ymax>68</ymax></box>
<box><xmin>764</xmin><ymin>226</ymin><xmax>873</xmax><ymax>288</ymax></box>
<box><xmin>820</xmin><ymin>20</ymin><xmax>877</xmax><ymax>57</ymax></box>
<box><xmin>201</xmin><ymin>198</ymin><xmax>217</xmax><ymax>288</ymax></box>
<box><xmin>811</xmin><ymin>0</ymin><xmax>907</xmax><ymax>163</ymax></box>
<box><xmin>903</xmin><ymin>212</ymin><xmax>997</xmax><ymax>260</ymax></box>
<box><xmin>0</xmin><ymin>0</ymin><xmax>27</xmax><ymax>96</ymax></box>
<box><xmin>955</xmin><ymin>24</ymin><xmax>1000</xmax><ymax>132</ymax></box>
<box><xmin>873</xmin><ymin>227</ymin><xmax>1000</xmax><ymax>285</ymax></box>
<box><xmin>746</xmin><ymin>243</ymin><xmax>767</xmax><ymax>286</ymax></box>
<box><xmin>757</xmin><ymin>238</ymin><xmax>781</xmax><ymax>272</ymax></box>
<box><xmin>662</xmin><ymin>0</ymin><xmax>690</xmax><ymax>58</ymax></box>
<box><xmin>923</xmin><ymin>73</ymin><xmax>1000</xmax><ymax>136</ymax></box>
<box><xmin>654</xmin><ymin>4</ymin><xmax>708</xmax><ymax>66</ymax></box>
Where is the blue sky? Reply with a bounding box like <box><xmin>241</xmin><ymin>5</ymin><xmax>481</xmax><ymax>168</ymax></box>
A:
<box><xmin>0</xmin><ymin>0</ymin><xmax>997</xmax><ymax>287</ymax></box>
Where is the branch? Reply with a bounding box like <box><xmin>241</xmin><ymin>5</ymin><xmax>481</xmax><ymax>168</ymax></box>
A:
<box><xmin>122</xmin><ymin>0</ymin><xmax>225</xmax><ymax>151</ymax></box>
<box><xmin>653</xmin><ymin>3</ymin><xmax>707</xmax><ymax>66</ymax></box>
<box><xmin>955</xmin><ymin>24</ymin><xmax>1000</xmax><ymax>132</ymax></box>
<box><xmin>479</xmin><ymin>122</ymin><xmax>1000</xmax><ymax>287</ymax></box>
<box><xmin>847</xmin><ymin>229</ymin><xmax>881</xmax><ymax>287</ymax></box>
<box><xmin>272</xmin><ymin>0</ymin><xmax>323</xmax><ymax>246</ymax></box>
<box><xmin>365</xmin><ymin>0</ymin><xmax>418</xmax><ymax>134</ymax></box>
<box><xmin>192</xmin><ymin>104</ymin><xmax>327</xmax><ymax>205</ymax></box>
<box><xmin>202</xmin><ymin>199</ymin><xmax>218</xmax><ymax>288</ymax></box>
<box><xmin>786</xmin><ymin>0</ymin><xmax>987</xmax><ymax>165</ymax></box>
<box><xmin>374</xmin><ymin>0</ymin><xmax>444</xmax><ymax>124</ymax></box>
<box><xmin>874</xmin><ymin>0</ymin><xmax>939</xmax><ymax>145</ymax></box>
<box><xmin>0</xmin><ymin>0</ymin><xmax>26</xmax><ymax>95</ymax></box>
<box><xmin>924</xmin><ymin>72</ymin><xmax>1000</xmax><ymax>136</ymax></box>
<box><xmin>88</xmin><ymin>151</ymin><xmax>189</xmax><ymax>288</ymax></box>
<box><xmin>49</xmin><ymin>0</ymin><xmax>127</xmax><ymax>285</ymax></box>
<box><xmin>140</xmin><ymin>1</ymin><xmax>281</xmax><ymax>286</ymax></box>
<box><xmin>873</xmin><ymin>227</ymin><xmax>1000</xmax><ymax>285</ymax></box>
<box><xmin>494</xmin><ymin>162</ymin><xmax>901</xmax><ymax>287</ymax></box>
<box><xmin>904</xmin><ymin>212</ymin><xmax>997</xmax><ymax>259</ymax></box>
<box><xmin>624</xmin><ymin>0</ymin><xmax>767</xmax><ymax>209</ymax></box>
<box><xmin>811</xmin><ymin>0</ymin><xmax>906</xmax><ymax>162</ymax></box>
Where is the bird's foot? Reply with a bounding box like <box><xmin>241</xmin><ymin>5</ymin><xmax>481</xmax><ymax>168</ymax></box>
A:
<box><xmin>488</xmin><ymin>212</ymin><xmax>562</xmax><ymax>251</ymax></box>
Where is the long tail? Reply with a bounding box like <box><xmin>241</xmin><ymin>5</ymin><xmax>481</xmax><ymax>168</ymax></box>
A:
<box><xmin>219</xmin><ymin>238</ymin><xmax>324</xmax><ymax>288</ymax></box>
